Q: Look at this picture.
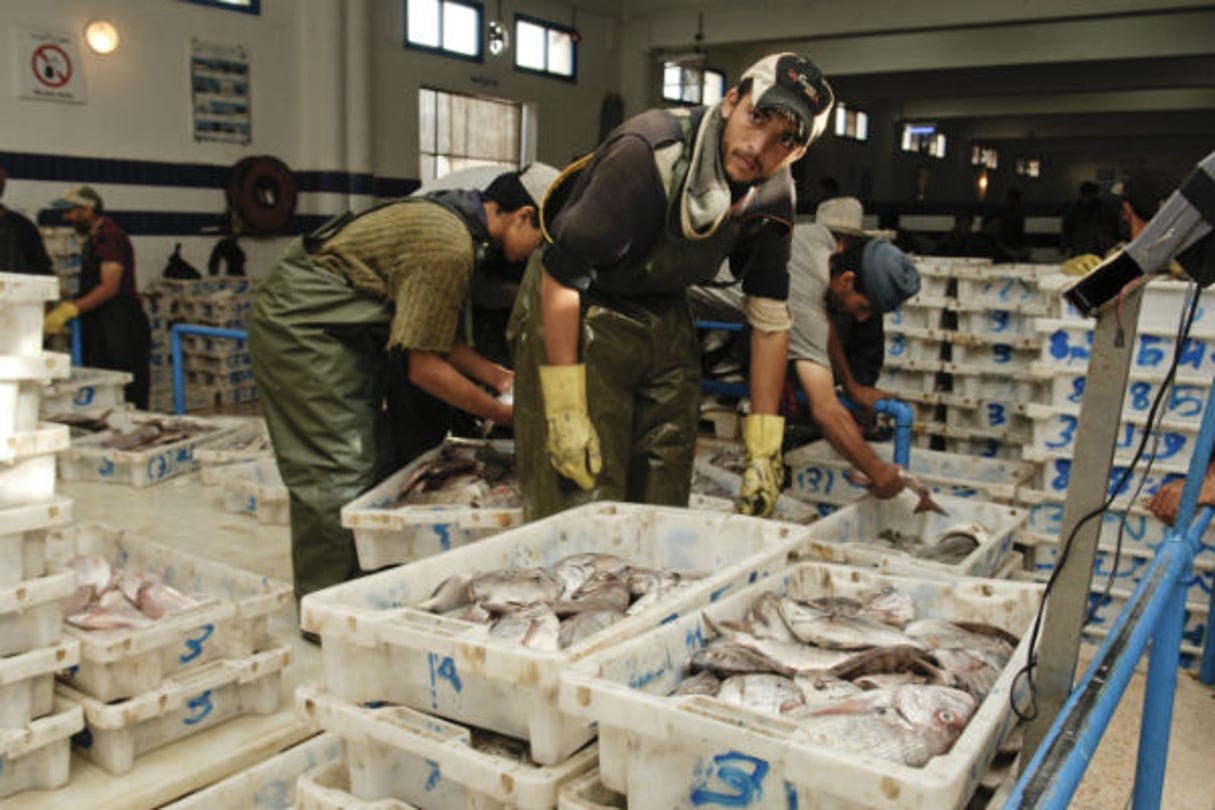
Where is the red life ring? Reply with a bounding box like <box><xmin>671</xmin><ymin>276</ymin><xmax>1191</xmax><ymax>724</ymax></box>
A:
<box><xmin>226</xmin><ymin>155</ymin><xmax>298</xmax><ymax>234</ymax></box>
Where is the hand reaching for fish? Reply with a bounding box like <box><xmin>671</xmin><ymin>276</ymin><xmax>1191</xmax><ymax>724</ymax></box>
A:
<box><xmin>846</xmin><ymin>467</ymin><xmax>949</xmax><ymax>516</ymax></box>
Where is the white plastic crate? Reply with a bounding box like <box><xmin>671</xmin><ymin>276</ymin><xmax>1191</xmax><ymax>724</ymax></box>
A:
<box><xmin>58</xmin><ymin>412</ymin><xmax>242</xmax><ymax>487</ymax></box>
<box><xmin>907</xmin><ymin>261</ymin><xmax>954</xmax><ymax>300</ymax></box>
<box><xmin>1034</xmin><ymin>363</ymin><xmax>1213</xmax><ymax>426</ymax></box>
<box><xmin>0</xmin><ymin>496</ymin><xmax>72</xmax><ymax>589</ymax></box>
<box><xmin>183</xmin><ymin>351</ymin><xmax>253</xmax><ymax>373</ymax></box>
<box><xmin>876</xmin><ymin>364</ymin><xmax>939</xmax><ymax>397</ymax></box>
<box><xmin>195</xmin><ymin>417</ymin><xmax>271</xmax><ymax>482</ymax></box>
<box><xmin>342</xmin><ymin>439</ymin><xmax>523</xmax><ymax>571</ymax></box>
<box><xmin>689</xmin><ymin>447</ymin><xmax>826</xmax><ymax>525</ymax></box>
<box><xmin>794</xmin><ymin>491</ymin><xmax>1025</xmax><ymax>578</ymax></box>
<box><xmin>886</xmin><ymin>297</ymin><xmax>948</xmax><ymax>331</ymax></box>
<box><xmin>40</xmin><ymin>365</ymin><xmax>133</xmax><ymax>420</ymax></box>
<box><xmin>182</xmin><ymin>333</ymin><xmax>249</xmax><ymax>355</ymax></box>
<box><xmin>946</xmin><ymin>401</ymin><xmax>1033</xmax><ymax>435</ymax></box>
<box><xmin>1022</xmin><ymin>451</ymin><xmax>1189</xmax><ymax>499</ymax></box>
<box><xmin>303</xmin><ymin>501</ymin><xmax>812</xmax><ymax>765</ymax></box>
<box><xmin>0</xmin><ymin>422</ymin><xmax>70</xmax><ymax>509</ymax></box>
<box><xmin>884</xmin><ymin>326</ymin><xmax>944</xmax><ymax>365</ymax></box>
<box><xmin>1</xmin><ymin>352</ymin><xmax>71</xmax><ymax>435</ymax></box>
<box><xmin>177</xmin><ymin>292</ymin><xmax>256</xmax><ymax>326</ymax></box>
<box><xmin>0</xmin><ymin>272</ymin><xmax>60</xmax><ymax>357</ymax></box>
<box><xmin>937</xmin><ymin>434</ymin><xmax>1023</xmax><ymax>461</ymax></box>
<box><xmin>186</xmin><ymin>367</ymin><xmax>257</xmax><ymax>387</ymax></box>
<box><xmin>785</xmin><ymin>439</ymin><xmax>1033</xmax><ymax>507</ymax></box>
<box><xmin>296</xmin><ymin>760</ymin><xmax>419</xmax><ymax>810</ymax></box>
<box><xmin>1025</xmin><ymin>402</ymin><xmax>1202</xmax><ymax>470</ymax></box>
<box><xmin>59</xmin><ymin>644</ymin><xmax>290</xmax><ymax>775</ymax></box>
<box><xmin>0</xmin><ymin>704</ymin><xmax>84</xmax><ymax>800</ymax></box>
<box><xmin>945</xmin><ymin>332</ymin><xmax>1040</xmax><ymax>368</ymax></box>
<box><xmin>1034</xmin><ymin>318</ymin><xmax>1215</xmax><ymax>376</ymax></box>
<box><xmin>558</xmin><ymin>768</ymin><xmax>627</xmax><ymax>810</ymax></box>
<box><xmin>47</xmin><ymin>522</ymin><xmax>293</xmax><ymax>701</ymax></box>
<box><xmin>0</xmin><ymin>568</ymin><xmax>74</xmax><ymax>658</ymax></box>
<box><xmin>0</xmin><ymin>640</ymin><xmax>79</xmax><ymax>729</ymax></box>
<box><xmin>949</xmin><ymin>364</ymin><xmax>1047</xmax><ymax>404</ymax></box>
<box><xmin>1079</xmin><ymin>581</ymin><xmax>1209</xmax><ymax>668</ymax></box>
<box><xmin>163</xmin><ymin>731</ymin><xmax>342</xmax><ymax>810</ymax></box>
<box><xmin>954</xmin><ymin>306</ymin><xmax>1038</xmax><ymax>339</ymax></box>
<box><xmin>952</xmin><ymin>264</ymin><xmax>1060</xmax><ymax>313</ymax></box>
<box><xmin>1136</xmin><ymin>277</ymin><xmax>1215</xmax><ymax>335</ymax></box>
<box><xmin>559</xmin><ymin>561</ymin><xmax>1044</xmax><ymax>810</ymax></box>
<box><xmin>154</xmin><ymin>276</ymin><xmax>253</xmax><ymax>299</ymax></box>
<box><xmin>298</xmin><ymin>684</ymin><xmax>598</xmax><ymax>809</ymax></box>
<box><xmin>217</xmin><ymin>458</ymin><xmax>290</xmax><ymax>525</ymax></box>
<box><xmin>1036</xmin><ymin>273</ymin><xmax>1086</xmax><ymax>321</ymax></box>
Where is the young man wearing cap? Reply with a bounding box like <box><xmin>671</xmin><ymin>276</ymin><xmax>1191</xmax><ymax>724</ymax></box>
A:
<box><xmin>250</xmin><ymin>167</ymin><xmax>552</xmax><ymax>603</ymax></box>
<box><xmin>0</xmin><ymin>166</ymin><xmax>53</xmax><ymax>276</ymax></box>
<box><xmin>509</xmin><ymin>52</ymin><xmax>834</xmax><ymax>520</ymax></box>
<box><xmin>46</xmin><ymin>185</ymin><xmax>151</xmax><ymax>409</ymax></box>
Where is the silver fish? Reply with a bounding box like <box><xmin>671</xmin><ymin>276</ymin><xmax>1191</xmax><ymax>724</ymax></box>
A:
<box><xmin>863</xmin><ymin>586</ymin><xmax>916</xmax><ymax>628</ymax></box>
<box><xmin>932</xmin><ymin>647</ymin><xmax>1007</xmax><ymax>699</ymax></box>
<box><xmin>745</xmin><ymin>592</ymin><xmax>797</xmax><ymax>642</ymax></box>
<box><xmin>704</xmin><ymin>615</ymin><xmax>851</xmax><ymax>674</ymax></box>
<box><xmin>778</xmin><ymin>598</ymin><xmax>925</xmax><ymax>651</ymax></box>
<box><xmin>417</xmin><ymin>573</ymin><xmax>474</xmax><ymax>613</ymax></box>
<box><xmin>472</xmin><ymin>568</ymin><xmax>564</xmax><ymax>614</ymax></box>
<box><xmin>625</xmin><ymin>578</ymin><xmax>698</xmax><ymax>616</ymax></box>
<box><xmin>625</xmin><ymin>565</ymin><xmax>683</xmax><ymax>597</ymax></box>
<box><xmin>853</xmin><ymin>671</ymin><xmax>931</xmax><ymax>690</ymax></box>
<box><xmin>67</xmin><ymin>588</ymin><xmax>154</xmax><ymax>631</ymax></box>
<box><xmin>488</xmin><ymin>604</ymin><xmax>560</xmax><ymax>650</ymax></box>
<box><xmin>790</xmin><ymin>674</ymin><xmax>864</xmax><ymax>710</ymax></box>
<box><xmin>903</xmin><ymin>619</ymin><xmax>1018</xmax><ymax>658</ymax></box>
<box><xmin>558</xmin><ymin>609</ymin><xmax>625</xmax><ymax>648</ymax></box>
<box><xmin>716</xmin><ymin>674</ymin><xmax>805</xmax><ymax>715</ymax></box>
<box><xmin>794</xmin><ymin>685</ymin><xmax>976</xmax><ymax>767</ymax></box>
<box><xmin>692</xmin><ymin>638</ymin><xmax>790</xmax><ymax>677</ymax></box>
<box><xmin>670</xmin><ymin>670</ymin><xmax>722</xmax><ymax>697</ymax></box>
<box><xmin>916</xmin><ymin>529</ymin><xmax>981</xmax><ymax>564</ymax></box>
<box><xmin>136</xmin><ymin>580</ymin><xmax>197</xmax><ymax>619</ymax></box>
<box><xmin>828</xmin><ymin>645</ymin><xmax>954</xmax><ymax>686</ymax></box>
<box><xmin>553</xmin><ymin>570</ymin><xmax>631</xmax><ymax>616</ymax></box>
<box><xmin>441</xmin><ymin>602</ymin><xmax>493</xmax><ymax>624</ymax></box>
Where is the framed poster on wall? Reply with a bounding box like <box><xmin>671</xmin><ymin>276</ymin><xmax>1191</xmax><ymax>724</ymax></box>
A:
<box><xmin>190</xmin><ymin>39</ymin><xmax>250</xmax><ymax>144</ymax></box>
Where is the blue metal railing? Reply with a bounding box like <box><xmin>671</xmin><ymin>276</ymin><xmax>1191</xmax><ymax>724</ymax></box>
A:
<box><xmin>170</xmin><ymin>323</ymin><xmax>249</xmax><ymax>415</ymax></box>
<box><xmin>1004</xmin><ymin>362</ymin><xmax>1215</xmax><ymax>809</ymax></box>
<box><xmin>69</xmin><ymin>317</ymin><xmax>82</xmax><ymax>366</ymax></box>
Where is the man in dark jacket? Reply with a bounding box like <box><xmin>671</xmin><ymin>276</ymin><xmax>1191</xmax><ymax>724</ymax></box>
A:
<box><xmin>0</xmin><ymin>166</ymin><xmax>52</xmax><ymax>276</ymax></box>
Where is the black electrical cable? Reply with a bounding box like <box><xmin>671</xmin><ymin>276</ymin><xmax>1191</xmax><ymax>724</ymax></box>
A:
<box><xmin>1010</xmin><ymin>279</ymin><xmax>1200</xmax><ymax>723</ymax></box>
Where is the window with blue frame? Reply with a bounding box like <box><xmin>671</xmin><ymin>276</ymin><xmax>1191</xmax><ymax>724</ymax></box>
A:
<box><xmin>181</xmin><ymin>0</ymin><xmax>260</xmax><ymax>14</ymax></box>
<box><xmin>406</xmin><ymin>0</ymin><xmax>483</xmax><ymax>61</ymax></box>
<box><xmin>514</xmin><ymin>14</ymin><xmax>576</xmax><ymax>81</ymax></box>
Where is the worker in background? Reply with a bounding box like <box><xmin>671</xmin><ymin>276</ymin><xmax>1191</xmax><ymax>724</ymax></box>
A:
<box><xmin>691</xmin><ymin>196</ymin><xmax>919</xmax><ymax>498</ymax></box>
<box><xmin>509</xmin><ymin>52</ymin><xmax>835</xmax><ymax>520</ymax></box>
<box><xmin>250</xmin><ymin>166</ymin><xmax>553</xmax><ymax>605</ymax></box>
<box><xmin>1061</xmin><ymin>172</ymin><xmax>1180</xmax><ymax>275</ymax></box>
<box><xmin>383</xmin><ymin>164</ymin><xmax>558</xmax><ymax>468</ymax></box>
<box><xmin>44</xmin><ymin>185</ymin><xmax>151</xmax><ymax>409</ymax></box>
<box><xmin>0</xmin><ymin>166</ymin><xmax>52</xmax><ymax>276</ymax></box>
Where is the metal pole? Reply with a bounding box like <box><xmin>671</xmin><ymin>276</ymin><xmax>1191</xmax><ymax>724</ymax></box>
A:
<box><xmin>1022</xmin><ymin>288</ymin><xmax>1145</xmax><ymax>763</ymax></box>
<box><xmin>170</xmin><ymin>324</ymin><xmax>248</xmax><ymax>416</ymax></box>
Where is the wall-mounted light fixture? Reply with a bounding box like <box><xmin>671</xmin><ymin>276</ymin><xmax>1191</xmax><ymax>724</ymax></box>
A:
<box><xmin>85</xmin><ymin>20</ymin><xmax>120</xmax><ymax>55</ymax></box>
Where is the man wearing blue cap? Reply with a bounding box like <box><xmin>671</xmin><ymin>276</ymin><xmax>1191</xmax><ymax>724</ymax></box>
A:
<box><xmin>46</xmin><ymin>184</ymin><xmax>151</xmax><ymax>409</ymax></box>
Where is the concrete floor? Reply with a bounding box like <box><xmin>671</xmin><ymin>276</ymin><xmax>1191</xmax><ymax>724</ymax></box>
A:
<box><xmin>12</xmin><ymin>461</ymin><xmax>1215</xmax><ymax>808</ymax></box>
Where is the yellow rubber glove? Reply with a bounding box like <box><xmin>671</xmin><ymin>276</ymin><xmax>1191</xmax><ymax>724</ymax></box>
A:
<box><xmin>737</xmin><ymin>414</ymin><xmax>785</xmax><ymax>518</ymax></box>
<box><xmin>538</xmin><ymin>364</ymin><xmax>601</xmax><ymax>490</ymax></box>
<box><xmin>1060</xmin><ymin>253</ymin><xmax>1102</xmax><ymax>277</ymax></box>
<box><xmin>43</xmin><ymin>301</ymin><xmax>80</xmax><ymax>336</ymax></box>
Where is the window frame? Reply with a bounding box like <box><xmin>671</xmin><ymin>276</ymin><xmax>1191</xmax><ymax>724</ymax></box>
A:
<box><xmin>661</xmin><ymin>62</ymin><xmax>725</xmax><ymax>106</ymax></box>
<box><xmin>404</xmin><ymin>0</ymin><xmax>485</xmax><ymax>63</ymax></box>
<box><xmin>901</xmin><ymin>122</ymin><xmax>947</xmax><ymax>159</ymax></box>
<box><xmin>181</xmin><ymin>0</ymin><xmax>260</xmax><ymax>14</ymax></box>
<box><xmin>832</xmin><ymin>101</ymin><xmax>870</xmax><ymax>142</ymax></box>
<box><xmin>418</xmin><ymin>86</ymin><xmax>526</xmax><ymax>183</ymax></box>
<box><xmin>513</xmin><ymin>13</ymin><xmax>578</xmax><ymax>83</ymax></box>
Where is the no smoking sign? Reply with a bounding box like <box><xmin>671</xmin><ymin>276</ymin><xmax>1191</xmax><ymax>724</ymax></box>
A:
<box><xmin>16</xmin><ymin>29</ymin><xmax>85</xmax><ymax>102</ymax></box>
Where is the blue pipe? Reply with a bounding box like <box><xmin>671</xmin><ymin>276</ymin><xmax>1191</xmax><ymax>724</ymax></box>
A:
<box><xmin>695</xmin><ymin>319</ymin><xmax>744</xmax><ymax>333</ymax></box>
<box><xmin>170</xmin><ymin>323</ymin><xmax>248</xmax><ymax>415</ymax></box>
<box><xmin>69</xmin><ymin>317</ymin><xmax>82</xmax><ymax>366</ymax></box>
<box><xmin>875</xmin><ymin>398</ymin><xmax>913</xmax><ymax>466</ymax></box>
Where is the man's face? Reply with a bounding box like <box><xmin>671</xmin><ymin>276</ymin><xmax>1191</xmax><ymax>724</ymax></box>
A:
<box><xmin>500</xmin><ymin>206</ymin><xmax>544</xmax><ymax>263</ymax></box>
<box><xmin>827</xmin><ymin>271</ymin><xmax>874</xmax><ymax>322</ymax></box>
<box><xmin>719</xmin><ymin>89</ymin><xmax>808</xmax><ymax>185</ymax></box>
<box><xmin>63</xmin><ymin>206</ymin><xmax>94</xmax><ymax>235</ymax></box>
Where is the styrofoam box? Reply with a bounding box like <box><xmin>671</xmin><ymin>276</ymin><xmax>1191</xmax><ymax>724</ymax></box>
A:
<box><xmin>194</xmin><ymin>417</ymin><xmax>270</xmax><ymax>466</ymax></box>
<box><xmin>59</xmin><ymin>644</ymin><xmax>290</xmax><ymax>775</ymax></box>
<box><xmin>885</xmin><ymin>326</ymin><xmax>945</xmax><ymax>365</ymax></box>
<box><xmin>303</xmin><ymin>501</ymin><xmax>813</xmax><ymax>765</ymax></box>
<box><xmin>876</xmin><ymin>364</ymin><xmax>939</xmax><ymax>397</ymax></box>
<box><xmin>217</xmin><ymin>458</ymin><xmax>290</xmax><ymax>525</ymax></box>
<box><xmin>47</xmin><ymin>522</ymin><xmax>293</xmax><ymax>701</ymax></box>
<box><xmin>298</xmin><ymin>684</ymin><xmax>598</xmax><ymax>809</ymax></box>
<box><xmin>557</xmin><ymin>768</ymin><xmax>628</xmax><ymax>810</ymax></box>
<box><xmin>182</xmin><ymin>333</ymin><xmax>249</xmax><ymax>355</ymax></box>
<box><xmin>952</xmin><ymin>263</ymin><xmax>1061</xmax><ymax>312</ymax></box>
<box><xmin>0</xmin><ymin>422</ymin><xmax>70</xmax><ymax>509</ymax></box>
<box><xmin>1023</xmin><ymin>450</ymin><xmax>1189</xmax><ymax>498</ymax></box>
<box><xmin>1</xmin><ymin>352</ymin><xmax>71</xmax><ymax>435</ymax></box>
<box><xmin>886</xmin><ymin>296</ymin><xmax>949</xmax><ymax>331</ymax></box>
<box><xmin>1034</xmin><ymin>318</ymin><xmax>1215</xmax><ymax>376</ymax></box>
<box><xmin>0</xmin><ymin>272</ymin><xmax>60</xmax><ymax>357</ymax></box>
<box><xmin>163</xmin><ymin>731</ymin><xmax>342</xmax><ymax>810</ymax></box>
<box><xmin>0</xmin><ymin>640</ymin><xmax>79</xmax><ymax>728</ymax></box>
<box><xmin>948</xmin><ymin>364</ymin><xmax>1047</xmax><ymax>405</ymax></box>
<box><xmin>40</xmin><ymin>365</ymin><xmax>133</xmax><ymax>420</ymax></box>
<box><xmin>0</xmin><ymin>496</ymin><xmax>72</xmax><ymax>589</ymax></box>
<box><xmin>296</xmin><ymin>760</ymin><xmax>419</xmax><ymax>810</ymax></box>
<box><xmin>154</xmin><ymin>276</ymin><xmax>253</xmax><ymax>298</ymax></box>
<box><xmin>178</xmin><ymin>293</ymin><xmax>256</xmax><ymax>325</ymax></box>
<box><xmin>785</xmin><ymin>439</ymin><xmax>1033</xmax><ymax>506</ymax></box>
<box><xmin>1016</xmin><ymin>486</ymin><xmax>1215</xmax><ymax>562</ymax></box>
<box><xmin>1033</xmin><ymin>362</ymin><xmax>1213</xmax><ymax>425</ymax></box>
<box><xmin>793</xmin><ymin>491</ymin><xmax>1025</xmax><ymax>578</ymax></box>
<box><xmin>0</xmin><ymin>568</ymin><xmax>74</xmax><ymax>658</ymax></box>
<box><xmin>1026</xmin><ymin>402</ymin><xmax>1203</xmax><ymax>469</ymax></box>
<box><xmin>342</xmin><ymin>439</ymin><xmax>523</xmax><ymax>572</ymax></box>
<box><xmin>0</xmin><ymin>704</ymin><xmax>84</xmax><ymax>800</ymax></box>
<box><xmin>57</xmin><ymin>412</ymin><xmax>243</xmax><ymax>487</ymax></box>
<box><xmin>559</xmin><ymin>561</ymin><xmax>1044</xmax><ymax>810</ymax></box>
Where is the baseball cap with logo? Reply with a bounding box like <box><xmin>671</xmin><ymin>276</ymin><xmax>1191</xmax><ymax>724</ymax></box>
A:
<box><xmin>50</xmin><ymin>184</ymin><xmax>103</xmax><ymax>212</ymax></box>
<box><xmin>740</xmin><ymin>52</ymin><xmax>835</xmax><ymax>147</ymax></box>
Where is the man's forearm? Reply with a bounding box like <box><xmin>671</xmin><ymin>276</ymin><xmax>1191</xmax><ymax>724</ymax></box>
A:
<box><xmin>540</xmin><ymin>270</ymin><xmax>582</xmax><ymax>365</ymax></box>
<box><xmin>748</xmin><ymin>328</ymin><xmax>789</xmax><ymax>414</ymax></box>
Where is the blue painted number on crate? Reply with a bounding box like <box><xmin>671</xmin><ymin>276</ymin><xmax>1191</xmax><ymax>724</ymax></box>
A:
<box><xmin>986</xmin><ymin>402</ymin><xmax>1007</xmax><ymax>427</ymax></box>
<box><xmin>180</xmin><ymin>623</ymin><xmax>214</xmax><ymax>664</ymax></box>
<box><xmin>1069</xmin><ymin>377</ymin><xmax>1085</xmax><ymax>404</ymax></box>
<box><xmin>73</xmin><ymin>386</ymin><xmax>96</xmax><ymax>406</ymax></box>
<box><xmin>432</xmin><ymin>523</ymin><xmax>452</xmax><ymax>550</ymax></box>
<box><xmin>184</xmin><ymin>690</ymin><xmax>214</xmax><ymax>725</ymax></box>
<box><xmin>1049</xmin><ymin>330</ymin><xmax>1091</xmax><ymax>362</ymax></box>
<box><xmin>98</xmin><ymin>457</ymin><xmax>115</xmax><ymax>477</ymax></box>
<box><xmin>427</xmin><ymin>653</ymin><xmax>462</xmax><ymax>708</ymax></box>
<box><xmin>989</xmin><ymin>310</ymin><xmax>1011</xmax><ymax>333</ymax></box>
<box><xmin>889</xmin><ymin>334</ymin><xmax>906</xmax><ymax>357</ymax></box>
<box><xmin>1051</xmin><ymin>459</ymin><xmax>1071</xmax><ymax>490</ymax></box>
<box><xmin>1170</xmin><ymin>385</ymin><xmax>1204</xmax><ymax>418</ymax></box>
<box><xmin>992</xmin><ymin>344</ymin><xmax>1013</xmax><ymax>364</ymax></box>
<box><xmin>690</xmin><ymin>751</ymin><xmax>770</xmax><ymax>806</ymax></box>
<box><xmin>425</xmin><ymin>759</ymin><xmax>442</xmax><ymax>791</ymax></box>
<box><xmin>253</xmin><ymin>778</ymin><xmax>291</xmax><ymax>809</ymax></box>
<box><xmin>797</xmin><ymin>467</ymin><xmax>835</xmax><ymax>495</ymax></box>
<box><xmin>1128</xmin><ymin>381</ymin><xmax>1153</xmax><ymax>412</ymax></box>
<box><xmin>147</xmin><ymin>453</ymin><xmax>170</xmax><ymax>481</ymax></box>
<box><xmin>1047</xmin><ymin>415</ymin><xmax>1078</xmax><ymax>450</ymax></box>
